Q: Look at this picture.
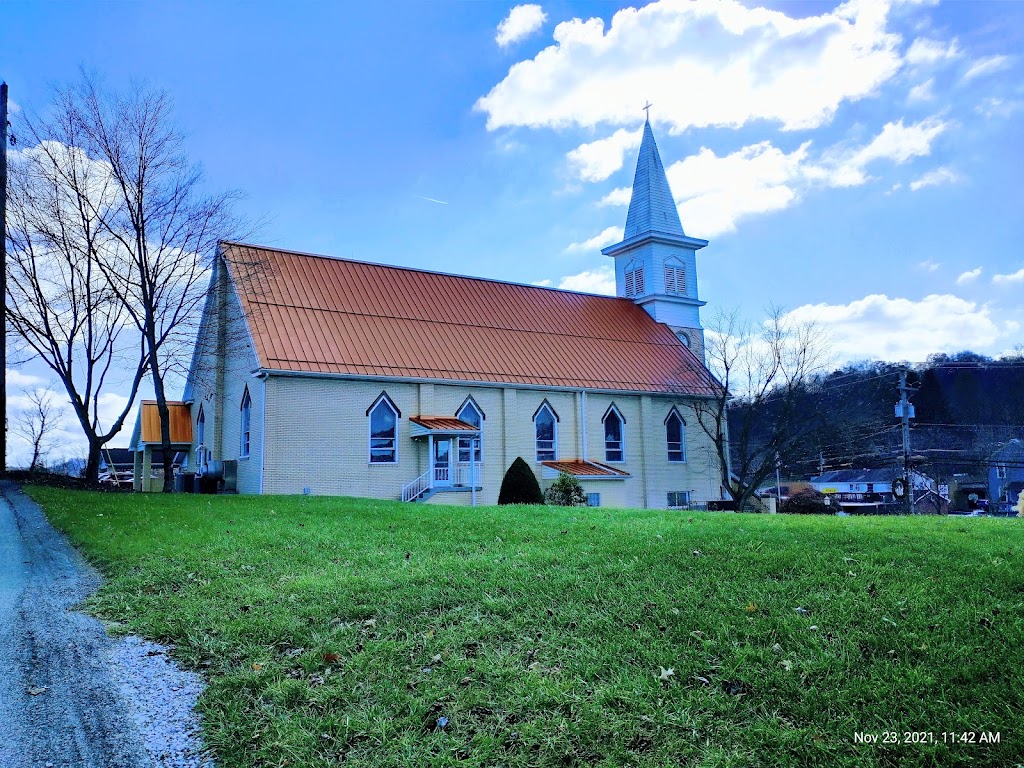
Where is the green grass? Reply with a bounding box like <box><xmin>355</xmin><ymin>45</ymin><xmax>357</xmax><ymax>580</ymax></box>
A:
<box><xmin>27</xmin><ymin>487</ymin><xmax>1024</xmax><ymax>767</ymax></box>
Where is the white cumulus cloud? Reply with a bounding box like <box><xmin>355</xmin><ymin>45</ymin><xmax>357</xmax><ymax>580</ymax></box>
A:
<box><xmin>993</xmin><ymin>269</ymin><xmax>1024</xmax><ymax>285</ymax></box>
<box><xmin>782</xmin><ymin>294</ymin><xmax>1005</xmax><ymax>362</ymax></box>
<box><xmin>496</xmin><ymin>4</ymin><xmax>547</xmax><ymax>48</ymax></box>
<box><xmin>962</xmin><ymin>54</ymin><xmax>1011</xmax><ymax>82</ymax></box>
<box><xmin>907</xmin><ymin>79</ymin><xmax>934</xmax><ymax>102</ymax></box>
<box><xmin>909</xmin><ymin>166</ymin><xmax>958</xmax><ymax>191</ymax></box>
<box><xmin>917</xmin><ymin>259</ymin><xmax>940</xmax><ymax>272</ymax></box>
<box><xmin>565</xmin><ymin>226</ymin><xmax>624</xmax><ymax>253</ymax></box>
<box><xmin>556</xmin><ymin>264</ymin><xmax>616</xmax><ymax>295</ymax></box>
<box><xmin>956</xmin><ymin>267</ymin><xmax>982</xmax><ymax>285</ymax></box>
<box><xmin>590</xmin><ymin>115</ymin><xmax>949</xmax><ymax>237</ymax></box>
<box><xmin>566</xmin><ymin>128</ymin><xmax>642</xmax><ymax>182</ymax></box>
<box><xmin>478</xmin><ymin>0</ymin><xmax>906</xmax><ymax>132</ymax></box>
<box><xmin>905</xmin><ymin>37</ymin><xmax>960</xmax><ymax>66</ymax></box>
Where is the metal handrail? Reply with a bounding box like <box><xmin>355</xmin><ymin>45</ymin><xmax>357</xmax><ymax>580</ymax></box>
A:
<box><xmin>402</xmin><ymin>469</ymin><xmax>431</xmax><ymax>502</ymax></box>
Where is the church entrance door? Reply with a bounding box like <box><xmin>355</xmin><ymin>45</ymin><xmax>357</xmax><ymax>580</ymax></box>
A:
<box><xmin>433</xmin><ymin>439</ymin><xmax>452</xmax><ymax>487</ymax></box>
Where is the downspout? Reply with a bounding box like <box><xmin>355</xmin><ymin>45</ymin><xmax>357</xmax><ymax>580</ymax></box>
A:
<box><xmin>580</xmin><ymin>390</ymin><xmax>588</xmax><ymax>461</ymax></box>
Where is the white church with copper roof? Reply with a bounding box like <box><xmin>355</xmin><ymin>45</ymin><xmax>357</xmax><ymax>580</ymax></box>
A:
<box><xmin>152</xmin><ymin>120</ymin><xmax>726</xmax><ymax>507</ymax></box>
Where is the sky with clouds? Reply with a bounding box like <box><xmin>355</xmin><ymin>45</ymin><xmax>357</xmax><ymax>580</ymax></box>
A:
<box><xmin>2</xmin><ymin>0</ymin><xmax>1023</xmax><ymax>462</ymax></box>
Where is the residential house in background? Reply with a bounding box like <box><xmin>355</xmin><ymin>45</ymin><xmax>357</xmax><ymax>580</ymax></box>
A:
<box><xmin>173</xmin><ymin>120</ymin><xmax>728</xmax><ymax>506</ymax></box>
<box><xmin>810</xmin><ymin>467</ymin><xmax>939</xmax><ymax>511</ymax></box>
<box><xmin>988</xmin><ymin>439</ymin><xmax>1024</xmax><ymax>513</ymax></box>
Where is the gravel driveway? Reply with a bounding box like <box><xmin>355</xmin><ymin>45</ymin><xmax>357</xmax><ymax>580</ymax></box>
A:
<box><xmin>0</xmin><ymin>482</ymin><xmax>211</xmax><ymax>768</ymax></box>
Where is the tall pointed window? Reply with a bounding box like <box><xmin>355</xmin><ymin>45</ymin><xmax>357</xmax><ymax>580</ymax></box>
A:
<box><xmin>239</xmin><ymin>388</ymin><xmax>252</xmax><ymax>458</ymax></box>
<box><xmin>369</xmin><ymin>396</ymin><xmax>399</xmax><ymax>463</ymax></box>
<box><xmin>535</xmin><ymin>402</ymin><xmax>557</xmax><ymax>462</ymax></box>
<box><xmin>665</xmin><ymin>258</ymin><xmax>686</xmax><ymax>295</ymax></box>
<box><xmin>666</xmin><ymin>408</ymin><xmax>685</xmax><ymax>463</ymax></box>
<box><xmin>457</xmin><ymin>400</ymin><xmax>483</xmax><ymax>463</ymax></box>
<box><xmin>603</xmin><ymin>405</ymin><xmax>624</xmax><ymax>463</ymax></box>
<box><xmin>196</xmin><ymin>405</ymin><xmax>205</xmax><ymax>450</ymax></box>
<box><xmin>624</xmin><ymin>260</ymin><xmax>645</xmax><ymax>297</ymax></box>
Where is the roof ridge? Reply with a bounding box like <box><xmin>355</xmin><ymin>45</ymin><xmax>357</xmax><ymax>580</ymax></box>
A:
<box><xmin>221</xmin><ymin>240</ymin><xmax>628</xmax><ymax>301</ymax></box>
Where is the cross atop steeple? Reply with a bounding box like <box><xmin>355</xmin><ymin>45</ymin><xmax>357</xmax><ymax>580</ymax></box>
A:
<box><xmin>643</xmin><ymin>101</ymin><xmax>653</xmax><ymax>122</ymax></box>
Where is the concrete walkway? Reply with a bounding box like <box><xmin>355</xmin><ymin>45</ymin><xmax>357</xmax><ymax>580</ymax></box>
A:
<box><xmin>0</xmin><ymin>482</ymin><xmax>155</xmax><ymax>768</ymax></box>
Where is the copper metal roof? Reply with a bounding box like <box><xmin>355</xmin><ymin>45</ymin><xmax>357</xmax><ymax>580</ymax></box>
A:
<box><xmin>410</xmin><ymin>416</ymin><xmax>479</xmax><ymax>431</ymax></box>
<box><xmin>223</xmin><ymin>242</ymin><xmax>720</xmax><ymax>396</ymax></box>
<box><xmin>541</xmin><ymin>460</ymin><xmax>631</xmax><ymax>477</ymax></box>
<box><xmin>139</xmin><ymin>401</ymin><xmax>193</xmax><ymax>444</ymax></box>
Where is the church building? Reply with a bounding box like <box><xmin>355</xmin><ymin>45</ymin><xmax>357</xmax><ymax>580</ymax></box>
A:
<box><xmin>170</xmin><ymin>120</ymin><xmax>726</xmax><ymax>506</ymax></box>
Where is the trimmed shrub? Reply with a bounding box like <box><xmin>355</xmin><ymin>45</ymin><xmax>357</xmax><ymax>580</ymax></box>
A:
<box><xmin>780</xmin><ymin>489</ymin><xmax>840</xmax><ymax>515</ymax></box>
<box><xmin>544</xmin><ymin>472</ymin><xmax>587</xmax><ymax>507</ymax></box>
<box><xmin>498</xmin><ymin>457</ymin><xmax>544</xmax><ymax>505</ymax></box>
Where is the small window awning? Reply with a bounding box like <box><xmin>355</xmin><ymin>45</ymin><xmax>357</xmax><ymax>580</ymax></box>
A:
<box><xmin>409</xmin><ymin>416</ymin><xmax>481</xmax><ymax>439</ymax></box>
<box><xmin>541</xmin><ymin>460</ymin><xmax>631</xmax><ymax>480</ymax></box>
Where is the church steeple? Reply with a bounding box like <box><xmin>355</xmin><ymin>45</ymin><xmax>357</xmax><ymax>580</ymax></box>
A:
<box><xmin>602</xmin><ymin>118</ymin><xmax>710</xmax><ymax>363</ymax></box>
<box><xmin>624</xmin><ymin>120</ymin><xmax>685</xmax><ymax>240</ymax></box>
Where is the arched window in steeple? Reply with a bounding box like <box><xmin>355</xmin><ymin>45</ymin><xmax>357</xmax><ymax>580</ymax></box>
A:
<box><xmin>664</xmin><ymin>257</ymin><xmax>686</xmax><ymax>296</ymax></box>
<box><xmin>624</xmin><ymin>259</ymin><xmax>645</xmax><ymax>297</ymax></box>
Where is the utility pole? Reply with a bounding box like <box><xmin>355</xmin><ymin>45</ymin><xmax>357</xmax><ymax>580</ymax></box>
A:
<box><xmin>897</xmin><ymin>369</ymin><xmax>915</xmax><ymax>514</ymax></box>
<box><xmin>1</xmin><ymin>82</ymin><xmax>9</xmax><ymax>474</ymax></box>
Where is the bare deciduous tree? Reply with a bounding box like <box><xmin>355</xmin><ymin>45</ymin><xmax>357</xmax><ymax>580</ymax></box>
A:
<box><xmin>72</xmin><ymin>77</ymin><xmax>242</xmax><ymax>491</ymax></box>
<box><xmin>5</xmin><ymin>107</ymin><xmax>150</xmax><ymax>483</ymax></box>
<box><xmin>7</xmin><ymin>75</ymin><xmax>245</xmax><ymax>491</ymax></box>
<box><xmin>14</xmin><ymin>385</ymin><xmax>63</xmax><ymax>471</ymax></box>
<box><xmin>692</xmin><ymin>307</ymin><xmax>831</xmax><ymax>511</ymax></box>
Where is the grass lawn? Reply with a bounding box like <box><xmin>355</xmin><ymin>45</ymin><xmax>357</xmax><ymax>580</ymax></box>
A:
<box><xmin>28</xmin><ymin>487</ymin><xmax>1024</xmax><ymax>767</ymax></box>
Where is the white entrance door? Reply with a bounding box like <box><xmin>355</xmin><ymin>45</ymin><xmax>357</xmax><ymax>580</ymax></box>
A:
<box><xmin>433</xmin><ymin>439</ymin><xmax>451</xmax><ymax>486</ymax></box>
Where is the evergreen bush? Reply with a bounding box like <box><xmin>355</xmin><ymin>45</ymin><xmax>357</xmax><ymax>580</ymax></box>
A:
<box><xmin>497</xmin><ymin>457</ymin><xmax>544</xmax><ymax>505</ymax></box>
<box><xmin>544</xmin><ymin>472</ymin><xmax>587</xmax><ymax>507</ymax></box>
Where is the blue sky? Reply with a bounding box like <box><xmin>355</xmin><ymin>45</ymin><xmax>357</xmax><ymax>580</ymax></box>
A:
<box><xmin>2</xmin><ymin>0</ymin><xmax>1023</xmax><ymax>459</ymax></box>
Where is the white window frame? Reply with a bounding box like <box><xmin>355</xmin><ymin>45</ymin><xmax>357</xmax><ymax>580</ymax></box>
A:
<box><xmin>602</xmin><ymin>404</ymin><xmax>625</xmax><ymax>463</ymax></box>
<box><xmin>534</xmin><ymin>401</ymin><xmax>558</xmax><ymax>462</ymax></box>
<box><xmin>457</xmin><ymin>399</ymin><xmax>483</xmax><ymax>463</ymax></box>
<box><xmin>239</xmin><ymin>388</ymin><xmax>251</xmax><ymax>458</ymax></box>
<box><xmin>368</xmin><ymin>394</ymin><xmax>400</xmax><ymax>464</ymax></box>
<box><xmin>666</xmin><ymin>407</ymin><xmax>686</xmax><ymax>463</ymax></box>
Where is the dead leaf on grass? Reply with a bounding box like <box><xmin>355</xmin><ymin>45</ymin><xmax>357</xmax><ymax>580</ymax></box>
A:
<box><xmin>657</xmin><ymin>666</ymin><xmax>675</xmax><ymax>682</ymax></box>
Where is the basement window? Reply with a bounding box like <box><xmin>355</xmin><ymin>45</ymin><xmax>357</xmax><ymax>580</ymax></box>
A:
<box><xmin>667</xmin><ymin>491</ymin><xmax>690</xmax><ymax>508</ymax></box>
<box><xmin>586</xmin><ymin>492</ymin><xmax>601</xmax><ymax>507</ymax></box>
